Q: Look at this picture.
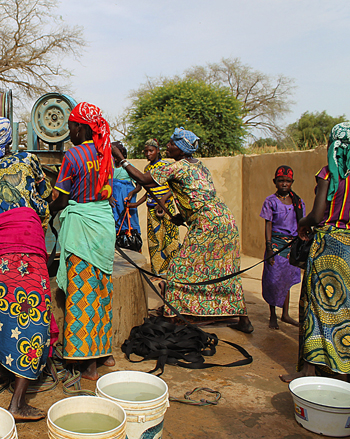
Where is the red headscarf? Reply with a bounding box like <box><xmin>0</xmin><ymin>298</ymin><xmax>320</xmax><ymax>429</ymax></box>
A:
<box><xmin>275</xmin><ymin>165</ymin><xmax>293</xmax><ymax>180</ymax></box>
<box><xmin>69</xmin><ymin>102</ymin><xmax>112</xmax><ymax>196</ymax></box>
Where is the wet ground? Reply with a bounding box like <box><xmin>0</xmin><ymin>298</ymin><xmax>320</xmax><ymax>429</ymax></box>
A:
<box><xmin>1</xmin><ymin>255</ymin><xmax>343</xmax><ymax>439</ymax></box>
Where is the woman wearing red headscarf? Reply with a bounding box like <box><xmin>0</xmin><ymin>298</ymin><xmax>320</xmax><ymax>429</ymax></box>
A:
<box><xmin>49</xmin><ymin>102</ymin><xmax>116</xmax><ymax>380</ymax></box>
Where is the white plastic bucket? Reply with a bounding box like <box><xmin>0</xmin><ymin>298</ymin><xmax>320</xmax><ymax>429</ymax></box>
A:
<box><xmin>289</xmin><ymin>376</ymin><xmax>350</xmax><ymax>437</ymax></box>
<box><xmin>47</xmin><ymin>396</ymin><xmax>127</xmax><ymax>439</ymax></box>
<box><xmin>96</xmin><ymin>371</ymin><xmax>169</xmax><ymax>439</ymax></box>
<box><xmin>0</xmin><ymin>407</ymin><xmax>17</xmax><ymax>439</ymax></box>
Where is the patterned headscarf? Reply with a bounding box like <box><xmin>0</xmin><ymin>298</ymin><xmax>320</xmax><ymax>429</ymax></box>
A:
<box><xmin>274</xmin><ymin>165</ymin><xmax>303</xmax><ymax>222</ymax></box>
<box><xmin>170</xmin><ymin>127</ymin><xmax>199</xmax><ymax>154</ymax></box>
<box><xmin>275</xmin><ymin>165</ymin><xmax>293</xmax><ymax>180</ymax></box>
<box><xmin>0</xmin><ymin>117</ymin><xmax>12</xmax><ymax>158</ymax></box>
<box><xmin>69</xmin><ymin>102</ymin><xmax>112</xmax><ymax>195</ymax></box>
<box><xmin>327</xmin><ymin>122</ymin><xmax>350</xmax><ymax>201</ymax></box>
<box><xmin>145</xmin><ymin>138</ymin><xmax>159</xmax><ymax>148</ymax></box>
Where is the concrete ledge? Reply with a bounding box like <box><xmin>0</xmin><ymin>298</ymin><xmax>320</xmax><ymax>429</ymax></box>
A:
<box><xmin>50</xmin><ymin>249</ymin><xmax>148</xmax><ymax>349</ymax></box>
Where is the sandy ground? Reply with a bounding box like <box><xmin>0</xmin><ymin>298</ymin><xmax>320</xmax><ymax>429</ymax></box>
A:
<box><xmin>0</xmin><ymin>255</ymin><xmax>344</xmax><ymax>439</ymax></box>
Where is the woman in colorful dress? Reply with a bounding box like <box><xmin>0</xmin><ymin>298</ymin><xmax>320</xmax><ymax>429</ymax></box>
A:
<box><xmin>127</xmin><ymin>138</ymin><xmax>180</xmax><ymax>275</ymax></box>
<box><xmin>112</xmin><ymin>128</ymin><xmax>253</xmax><ymax>332</ymax></box>
<box><xmin>260</xmin><ymin>166</ymin><xmax>305</xmax><ymax>329</ymax></box>
<box><xmin>0</xmin><ymin>118</ymin><xmax>53</xmax><ymax>421</ymax></box>
<box><xmin>49</xmin><ymin>102</ymin><xmax>116</xmax><ymax>381</ymax></box>
<box><xmin>281</xmin><ymin>122</ymin><xmax>350</xmax><ymax>382</ymax></box>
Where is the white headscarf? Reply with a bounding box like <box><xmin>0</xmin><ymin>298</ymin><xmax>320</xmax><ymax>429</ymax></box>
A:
<box><xmin>0</xmin><ymin>118</ymin><xmax>12</xmax><ymax>158</ymax></box>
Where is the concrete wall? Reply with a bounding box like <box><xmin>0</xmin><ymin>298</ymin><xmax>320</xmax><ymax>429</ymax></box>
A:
<box><xmin>131</xmin><ymin>148</ymin><xmax>328</xmax><ymax>260</ymax></box>
<box><xmin>242</xmin><ymin>147</ymin><xmax>327</xmax><ymax>258</ymax></box>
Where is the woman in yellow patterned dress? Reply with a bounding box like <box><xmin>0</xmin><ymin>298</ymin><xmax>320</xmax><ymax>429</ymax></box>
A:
<box><xmin>127</xmin><ymin>139</ymin><xmax>180</xmax><ymax>276</ymax></box>
<box><xmin>113</xmin><ymin>128</ymin><xmax>253</xmax><ymax>332</ymax></box>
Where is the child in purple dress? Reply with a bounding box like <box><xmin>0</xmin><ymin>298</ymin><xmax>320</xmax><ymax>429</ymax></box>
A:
<box><xmin>260</xmin><ymin>165</ymin><xmax>305</xmax><ymax>329</ymax></box>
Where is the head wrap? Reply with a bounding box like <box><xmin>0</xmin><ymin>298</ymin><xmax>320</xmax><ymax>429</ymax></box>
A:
<box><xmin>170</xmin><ymin>127</ymin><xmax>199</xmax><ymax>154</ymax></box>
<box><xmin>327</xmin><ymin>122</ymin><xmax>350</xmax><ymax>201</ymax></box>
<box><xmin>274</xmin><ymin>165</ymin><xmax>303</xmax><ymax>222</ymax></box>
<box><xmin>69</xmin><ymin>102</ymin><xmax>112</xmax><ymax>195</ymax></box>
<box><xmin>275</xmin><ymin>165</ymin><xmax>293</xmax><ymax>180</ymax></box>
<box><xmin>0</xmin><ymin>118</ymin><xmax>12</xmax><ymax>158</ymax></box>
<box><xmin>145</xmin><ymin>138</ymin><xmax>159</xmax><ymax>148</ymax></box>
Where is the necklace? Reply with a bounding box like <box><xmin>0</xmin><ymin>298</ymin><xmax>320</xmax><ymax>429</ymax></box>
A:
<box><xmin>276</xmin><ymin>192</ymin><xmax>289</xmax><ymax>200</ymax></box>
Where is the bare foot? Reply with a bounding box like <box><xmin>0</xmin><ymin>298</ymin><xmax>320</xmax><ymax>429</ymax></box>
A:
<box><xmin>228</xmin><ymin>318</ymin><xmax>254</xmax><ymax>334</ymax></box>
<box><xmin>9</xmin><ymin>404</ymin><xmax>46</xmax><ymax>421</ymax></box>
<box><xmin>80</xmin><ymin>360</ymin><xmax>99</xmax><ymax>381</ymax></box>
<box><xmin>269</xmin><ymin>315</ymin><xmax>279</xmax><ymax>329</ymax></box>
<box><xmin>279</xmin><ymin>362</ymin><xmax>316</xmax><ymax>383</ymax></box>
<box><xmin>98</xmin><ymin>355</ymin><xmax>115</xmax><ymax>367</ymax></box>
<box><xmin>81</xmin><ymin>370</ymin><xmax>100</xmax><ymax>381</ymax></box>
<box><xmin>279</xmin><ymin>371</ymin><xmax>306</xmax><ymax>383</ymax></box>
<box><xmin>281</xmin><ymin>315</ymin><xmax>299</xmax><ymax>327</ymax></box>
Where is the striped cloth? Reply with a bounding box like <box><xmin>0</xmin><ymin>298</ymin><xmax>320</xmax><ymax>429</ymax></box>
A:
<box><xmin>317</xmin><ymin>166</ymin><xmax>350</xmax><ymax>229</ymax></box>
<box><xmin>145</xmin><ymin>159</ymin><xmax>173</xmax><ymax>207</ymax></box>
<box><xmin>55</xmin><ymin>141</ymin><xmax>113</xmax><ymax>202</ymax></box>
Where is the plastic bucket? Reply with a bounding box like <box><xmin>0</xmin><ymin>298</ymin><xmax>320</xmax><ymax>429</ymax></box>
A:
<box><xmin>289</xmin><ymin>376</ymin><xmax>350</xmax><ymax>437</ymax></box>
<box><xmin>47</xmin><ymin>396</ymin><xmax>127</xmax><ymax>439</ymax></box>
<box><xmin>96</xmin><ymin>371</ymin><xmax>169</xmax><ymax>439</ymax></box>
<box><xmin>0</xmin><ymin>407</ymin><xmax>17</xmax><ymax>439</ymax></box>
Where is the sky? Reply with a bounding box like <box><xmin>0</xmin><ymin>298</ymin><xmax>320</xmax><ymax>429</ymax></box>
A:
<box><xmin>51</xmin><ymin>0</ymin><xmax>350</xmax><ymax>139</ymax></box>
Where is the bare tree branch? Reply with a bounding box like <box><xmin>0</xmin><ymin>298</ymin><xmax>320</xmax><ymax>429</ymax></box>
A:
<box><xmin>185</xmin><ymin>57</ymin><xmax>296</xmax><ymax>137</ymax></box>
<box><xmin>0</xmin><ymin>0</ymin><xmax>85</xmax><ymax>102</ymax></box>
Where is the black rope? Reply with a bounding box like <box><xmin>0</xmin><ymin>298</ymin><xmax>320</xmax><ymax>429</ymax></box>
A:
<box><xmin>115</xmin><ymin>236</ymin><xmax>297</xmax><ymax>286</ymax></box>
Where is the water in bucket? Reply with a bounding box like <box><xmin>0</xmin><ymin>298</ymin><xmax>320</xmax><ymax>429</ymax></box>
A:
<box><xmin>102</xmin><ymin>382</ymin><xmax>163</xmax><ymax>401</ymax></box>
<box><xmin>54</xmin><ymin>412</ymin><xmax>121</xmax><ymax>434</ymax></box>
<box><xmin>96</xmin><ymin>371</ymin><xmax>169</xmax><ymax>439</ymax></box>
<box><xmin>296</xmin><ymin>386</ymin><xmax>350</xmax><ymax>407</ymax></box>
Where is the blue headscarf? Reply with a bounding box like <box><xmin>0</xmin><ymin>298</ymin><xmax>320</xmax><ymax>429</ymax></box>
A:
<box><xmin>327</xmin><ymin>122</ymin><xmax>350</xmax><ymax>201</ymax></box>
<box><xmin>170</xmin><ymin>127</ymin><xmax>199</xmax><ymax>154</ymax></box>
<box><xmin>0</xmin><ymin>117</ymin><xmax>12</xmax><ymax>158</ymax></box>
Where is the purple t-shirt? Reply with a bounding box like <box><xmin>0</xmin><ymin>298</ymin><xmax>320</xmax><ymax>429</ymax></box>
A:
<box><xmin>317</xmin><ymin>166</ymin><xmax>350</xmax><ymax>229</ymax></box>
<box><xmin>260</xmin><ymin>194</ymin><xmax>305</xmax><ymax>236</ymax></box>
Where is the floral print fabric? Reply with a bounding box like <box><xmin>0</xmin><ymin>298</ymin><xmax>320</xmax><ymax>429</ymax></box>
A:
<box><xmin>151</xmin><ymin>160</ymin><xmax>247</xmax><ymax>317</ymax></box>
<box><xmin>0</xmin><ymin>253</ymin><xmax>51</xmax><ymax>379</ymax></box>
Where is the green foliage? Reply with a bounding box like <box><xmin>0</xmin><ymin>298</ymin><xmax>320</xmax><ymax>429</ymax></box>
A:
<box><xmin>251</xmin><ymin>138</ymin><xmax>279</xmax><ymax>148</ymax></box>
<box><xmin>125</xmin><ymin>79</ymin><xmax>246</xmax><ymax>158</ymax></box>
<box><xmin>286</xmin><ymin>111</ymin><xmax>347</xmax><ymax>150</ymax></box>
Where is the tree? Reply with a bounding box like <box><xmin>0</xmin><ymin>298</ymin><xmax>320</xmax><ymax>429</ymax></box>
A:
<box><xmin>184</xmin><ymin>58</ymin><xmax>295</xmax><ymax>139</ymax></box>
<box><xmin>124</xmin><ymin>57</ymin><xmax>296</xmax><ymax>141</ymax></box>
<box><xmin>0</xmin><ymin>0</ymin><xmax>85</xmax><ymax>100</ymax></box>
<box><xmin>285</xmin><ymin>111</ymin><xmax>347</xmax><ymax>150</ymax></box>
<box><xmin>126</xmin><ymin>79</ymin><xmax>246</xmax><ymax>158</ymax></box>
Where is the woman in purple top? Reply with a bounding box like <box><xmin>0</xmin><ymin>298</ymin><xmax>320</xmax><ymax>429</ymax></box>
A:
<box><xmin>260</xmin><ymin>166</ymin><xmax>305</xmax><ymax>329</ymax></box>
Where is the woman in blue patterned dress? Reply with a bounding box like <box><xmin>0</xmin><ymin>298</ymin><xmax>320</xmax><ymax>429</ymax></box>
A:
<box><xmin>281</xmin><ymin>122</ymin><xmax>350</xmax><ymax>382</ymax></box>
